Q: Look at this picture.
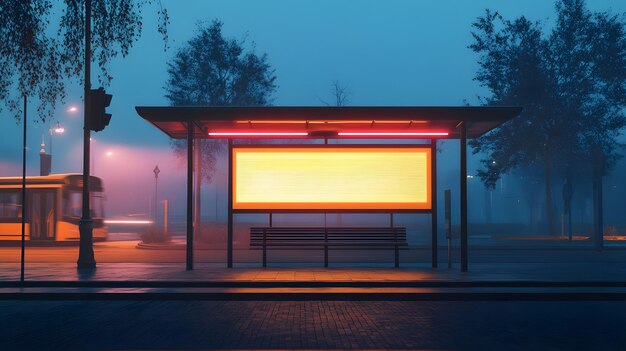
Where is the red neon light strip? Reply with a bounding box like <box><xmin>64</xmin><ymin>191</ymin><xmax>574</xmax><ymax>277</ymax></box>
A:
<box><xmin>338</xmin><ymin>132</ymin><xmax>449</xmax><ymax>136</ymax></box>
<box><xmin>104</xmin><ymin>220</ymin><xmax>154</xmax><ymax>224</ymax></box>
<box><xmin>208</xmin><ymin>131</ymin><xmax>448</xmax><ymax>137</ymax></box>
<box><xmin>209</xmin><ymin>132</ymin><xmax>309</xmax><ymax>136</ymax></box>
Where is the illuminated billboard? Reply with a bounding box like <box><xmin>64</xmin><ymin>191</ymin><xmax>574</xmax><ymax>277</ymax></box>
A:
<box><xmin>232</xmin><ymin>146</ymin><xmax>431</xmax><ymax>211</ymax></box>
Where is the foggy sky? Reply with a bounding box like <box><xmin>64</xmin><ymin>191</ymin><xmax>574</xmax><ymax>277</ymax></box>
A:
<box><xmin>0</xmin><ymin>0</ymin><xmax>624</xmax><ymax>218</ymax></box>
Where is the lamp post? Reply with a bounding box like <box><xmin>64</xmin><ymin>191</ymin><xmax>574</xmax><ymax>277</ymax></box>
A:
<box><xmin>48</xmin><ymin>121</ymin><xmax>64</xmax><ymax>173</ymax></box>
<box><xmin>153</xmin><ymin>165</ymin><xmax>160</xmax><ymax>222</ymax></box>
<box><xmin>77</xmin><ymin>0</ymin><xmax>96</xmax><ymax>269</ymax></box>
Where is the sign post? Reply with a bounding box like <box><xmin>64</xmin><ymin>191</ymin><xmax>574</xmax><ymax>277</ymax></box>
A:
<box><xmin>445</xmin><ymin>189</ymin><xmax>452</xmax><ymax>269</ymax></box>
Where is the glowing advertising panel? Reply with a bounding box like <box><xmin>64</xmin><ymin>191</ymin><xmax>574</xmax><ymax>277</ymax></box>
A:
<box><xmin>233</xmin><ymin>147</ymin><xmax>431</xmax><ymax>210</ymax></box>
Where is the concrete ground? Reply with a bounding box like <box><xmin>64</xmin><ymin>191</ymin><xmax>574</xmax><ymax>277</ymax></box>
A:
<box><xmin>0</xmin><ymin>261</ymin><xmax>625</xmax><ymax>282</ymax></box>
<box><xmin>2</xmin><ymin>246</ymin><xmax>626</xmax><ymax>282</ymax></box>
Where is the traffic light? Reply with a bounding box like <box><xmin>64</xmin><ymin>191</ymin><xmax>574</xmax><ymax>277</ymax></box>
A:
<box><xmin>89</xmin><ymin>88</ymin><xmax>112</xmax><ymax>132</ymax></box>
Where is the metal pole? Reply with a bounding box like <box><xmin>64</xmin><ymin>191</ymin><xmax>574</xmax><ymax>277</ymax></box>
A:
<box><xmin>431</xmin><ymin>138</ymin><xmax>438</xmax><ymax>268</ymax></box>
<box><xmin>324</xmin><ymin>137</ymin><xmax>328</xmax><ymax>228</ymax></box>
<box><xmin>154</xmin><ymin>173</ymin><xmax>158</xmax><ymax>222</ymax></box>
<box><xmin>391</xmin><ymin>213</ymin><xmax>399</xmax><ymax>268</ymax></box>
<box><xmin>568</xmin><ymin>208</ymin><xmax>572</xmax><ymax>241</ymax></box>
<box><xmin>77</xmin><ymin>0</ymin><xmax>96</xmax><ymax>269</ymax></box>
<box><xmin>227</xmin><ymin>139</ymin><xmax>233</xmax><ymax>268</ymax></box>
<box><xmin>460</xmin><ymin>122</ymin><xmax>468</xmax><ymax>272</ymax></box>
<box><xmin>163</xmin><ymin>199</ymin><xmax>169</xmax><ymax>240</ymax></box>
<box><xmin>20</xmin><ymin>95</ymin><xmax>27</xmax><ymax>282</ymax></box>
<box><xmin>49</xmin><ymin>127</ymin><xmax>52</xmax><ymax>173</ymax></box>
<box><xmin>445</xmin><ymin>189</ymin><xmax>452</xmax><ymax>269</ymax></box>
<box><xmin>593</xmin><ymin>148</ymin><xmax>604</xmax><ymax>251</ymax></box>
<box><xmin>186</xmin><ymin>121</ymin><xmax>194</xmax><ymax>270</ymax></box>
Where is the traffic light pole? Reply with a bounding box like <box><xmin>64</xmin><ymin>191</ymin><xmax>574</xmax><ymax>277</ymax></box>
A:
<box><xmin>78</xmin><ymin>0</ymin><xmax>96</xmax><ymax>269</ymax></box>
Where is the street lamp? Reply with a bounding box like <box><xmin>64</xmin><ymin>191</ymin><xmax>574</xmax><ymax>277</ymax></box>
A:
<box><xmin>153</xmin><ymin>165</ymin><xmax>160</xmax><ymax>222</ymax></box>
<box><xmin>48</xmin><ymin>121</ymin><xmax>64</xmax><ymax>173</ymax></box>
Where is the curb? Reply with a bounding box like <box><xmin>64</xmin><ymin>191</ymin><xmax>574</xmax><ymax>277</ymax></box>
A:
<box><xmin>2</xmin><ymin>290</ymin><xmax>626</xmax><ymax>301</ymax></box>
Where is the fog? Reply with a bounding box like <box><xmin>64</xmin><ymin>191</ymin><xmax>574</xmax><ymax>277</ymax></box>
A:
<box><xmin>0</xmin><ymin>0</ymin><xmax>624</xmax><ymax>239</ymax></box>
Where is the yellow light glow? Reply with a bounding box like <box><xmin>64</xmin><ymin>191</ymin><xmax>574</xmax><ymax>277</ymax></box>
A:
<box><xmin>233</xmin><ymin>147</ymin><xmax>431</xmax><ymax>210</ymax></box>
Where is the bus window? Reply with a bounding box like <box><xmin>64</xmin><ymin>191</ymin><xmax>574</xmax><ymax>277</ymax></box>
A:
<box><xmin>91</xmin><ymin>192</ymin><xmax>105</xmax><ymax>219</ymax></box>
<box><xmin>64</xmin><ymin>191</ymin><xmax>82</xmax><ymax>218</ymax></box>
<box><xmin>0</xmin><ymin>192</ymin><xmax>21</xmax><ymax>219</ymax></box>
<box><xmin>64</xmin><ymin>191</ymin><xmax>105</xmax><ymax>219</ymax></box>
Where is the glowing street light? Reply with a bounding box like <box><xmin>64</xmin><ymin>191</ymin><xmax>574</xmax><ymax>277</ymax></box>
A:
<box><xmin>47</xmin><ymin>121</ymin><xmax>65</xmax><ymax>174</ymax></box>
<box><xmin>67</xmin><ymin>105</ymin><xmax>79</xmax><ymax>113</ymax></box>
<box><xmin>53</xmin><ymin>121</ymin><xmax>65</xmax><ymax>134</ymax></box>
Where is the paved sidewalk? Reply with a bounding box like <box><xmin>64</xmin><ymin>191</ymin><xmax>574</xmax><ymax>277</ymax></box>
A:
<box><xmin>2</xmin><ymin>261</ymin><xmax>626</xmax><ymax>283</ymax></box>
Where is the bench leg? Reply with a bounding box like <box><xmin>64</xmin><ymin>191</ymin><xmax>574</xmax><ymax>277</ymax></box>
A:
<box><xmin>263</xmin><ymin>246</ymin><xmax>267</xmax><ymax>268</ymax></box>
<box><xmin>395</xmin><ymin>246</ymin><xmax>399</xmax><ymax>268</ymax></box>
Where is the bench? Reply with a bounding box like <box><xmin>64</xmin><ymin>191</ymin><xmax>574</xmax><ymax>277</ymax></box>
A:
<box><xmin>250</xmin><ymin>227</ymin><xmax>408</xmax><ymax>267</ymax></box>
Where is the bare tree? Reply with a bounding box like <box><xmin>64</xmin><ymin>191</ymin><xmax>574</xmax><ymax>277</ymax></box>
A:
<box><xmin>320</xmin><ymin>80</ymin><xmax>351</xmax><ymax>107</ymax></box>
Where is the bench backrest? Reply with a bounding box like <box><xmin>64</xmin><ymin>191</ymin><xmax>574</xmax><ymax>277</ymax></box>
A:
<box><xmin>250</xmin><ymin>227</ymin><xmax>407</xmax><ymax>246</ymax></box>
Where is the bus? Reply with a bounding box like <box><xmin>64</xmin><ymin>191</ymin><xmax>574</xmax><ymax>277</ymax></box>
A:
<box><xmin>0</xmin><ymin>174</ymin><xmax>107</xmax><ymax>241</ymax></box>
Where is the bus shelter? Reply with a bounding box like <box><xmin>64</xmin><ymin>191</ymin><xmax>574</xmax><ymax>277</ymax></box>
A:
<box><xmin>136</xmin><ymin>106</ymin><xmax>521</xmax><ymax>272</ymax></box>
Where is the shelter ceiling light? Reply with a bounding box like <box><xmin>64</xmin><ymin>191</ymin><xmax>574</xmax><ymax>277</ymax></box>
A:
<box><xmin>208</xmin><ymin>132</ymin><xmax>309</xmax><ymax>137</ymax></box>
<box><xmin>337</xmin><ymin>132</ymin><xmax>449</xmax><ymax>137</ymax></box>
<box><xmin>235</xmin><ymin>120</ymin><xmax>428</xmax><ymax>124</ymax></box>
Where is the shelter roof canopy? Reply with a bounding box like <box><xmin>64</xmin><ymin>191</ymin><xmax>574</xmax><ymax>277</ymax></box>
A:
<box><xmin>135</xmin><ymin>106</ymin><xmax>522</xmax><ymax>139</ymax></box>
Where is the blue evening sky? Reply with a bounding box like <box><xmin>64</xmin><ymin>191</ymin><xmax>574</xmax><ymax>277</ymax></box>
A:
<box><xmin>0</xmin><ymin>1</ymin><xmax>623</xmax><ymax>214</ymax></box>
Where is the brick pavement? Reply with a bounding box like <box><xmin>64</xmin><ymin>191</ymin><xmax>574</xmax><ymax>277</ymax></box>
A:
<box><xmin>2</xmin><ymin>300</ymin><xmax>626</xmax><ymax>350</ymax></box>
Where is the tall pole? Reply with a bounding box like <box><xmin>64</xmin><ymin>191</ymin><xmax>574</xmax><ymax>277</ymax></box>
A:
<box><xmin>153</xmin><ymin>165</ymin><xmax>160</xmax><ymax>222</ymax></box>
<box><xmin>186</xmin><ymin>121</ymin><xmax>194</xmax><ymax>270</ymax></box>
<box><xmin>431</xmin><ymin>138</ymin><xmax>438</xmax><ymax>268</ymax></box>
<box><xmin>48</xmin><ymin>126</ymin><xmax>52</xmax><ymax>173</ymax></box>
<box><xmin>593</xmin><ymin>145</ymin><xmax>604</xmax><ymax>251</ymax></box>
<box><xmin>227</xmin><ymin>138</ymin><xmax>233</xmax><ymax>268</ymax></box>
<box><xmin>155</xmin><ymin>174</ymin><xmax>158</xmax><ymax>221</ymax></box>
<box><xmin>460</xmin><ymin>122</ymin><xmax>468</xmax><ymax>272</ymax></box>
<box><xmin>77</xmin><ymin>0</ymin><xmax>96</xmax><ymax>269</ymax></box>
<box><xmin>20</xmin><ymin>95</ymin><xmax>27</xmax><ymax>282</ymax></box>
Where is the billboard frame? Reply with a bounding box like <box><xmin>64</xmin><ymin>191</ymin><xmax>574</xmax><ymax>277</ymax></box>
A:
<box><xmin>230</xmin><ymin>143</ymin><xmax>434</xmax><ymax>213</ymax></box>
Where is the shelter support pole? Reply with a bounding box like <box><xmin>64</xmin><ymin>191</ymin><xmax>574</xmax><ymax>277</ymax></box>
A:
<box><xmin>186</xmin><ymin>121</ymin><xmax>194</xmax><ymax>270</ymax></box>
<box><xmin>227</xmin><ymin>139</ymin><xmax>233</xmax><ymax>268</ymax></box>
<box><xmin>20</xmin><ymin>96</ymin><xmax>27</xmax><ymax>281</ymax></box>
<box><xmin>431</xmin><ymin>139</ymin><xmax>438</xmax><ymax>268</ymax></box>
<box><xmin>459</xmin><ymin>122</ymin><xmax>468</xmax><ymax>272</ymax></box>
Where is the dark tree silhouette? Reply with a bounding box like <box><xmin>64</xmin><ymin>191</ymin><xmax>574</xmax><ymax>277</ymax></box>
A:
<box><xmin>164</xmin><ymin>20</ymin><xmax>277</xmax><ymax>225</ymax></box>
<box><xmin>320</xmin><ymin>80</ymin><xmax>351</xmax><ymax>106</ymax></box>
<box><xmin>469</xmin><ymin>0</ymin><xmax>625</xmax><ymax>235</ymax></box>
<box><xmin>0</xmin><ymin>0</ymin><xmax>169</xmax><ymax>122</ymax></box>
